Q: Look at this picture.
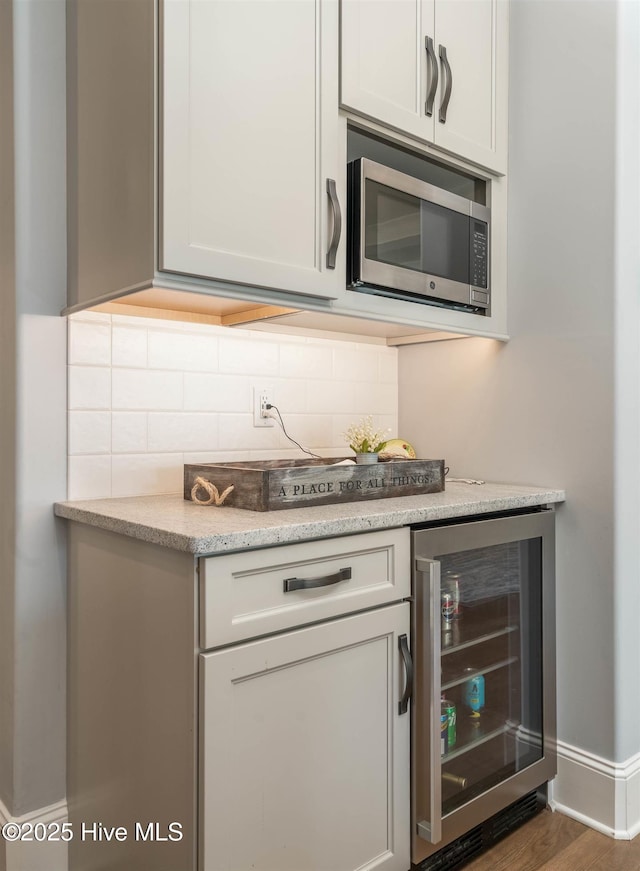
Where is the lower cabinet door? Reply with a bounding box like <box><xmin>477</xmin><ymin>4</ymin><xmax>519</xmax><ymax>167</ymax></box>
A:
<box><xmin>200</xmin><ymin>603</ymin><xmax>411</xmax><ymax>871</ymax></box>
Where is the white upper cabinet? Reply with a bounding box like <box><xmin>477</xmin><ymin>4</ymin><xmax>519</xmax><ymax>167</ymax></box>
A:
<box><xmin>161</xmin><ymin>0</ymin><xmax>346</xmax><ymax>300</ymax></box>
<box><xmin>340</xmin><ymin>0</ymin><xmax>508</xmax><ymax>175</ymax></box>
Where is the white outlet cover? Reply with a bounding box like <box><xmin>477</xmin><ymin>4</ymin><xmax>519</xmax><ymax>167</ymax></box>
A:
<box><xmin>253</xmin><ymin>386</ymin><xmax>274</xmax><ymax>427</ymax></box>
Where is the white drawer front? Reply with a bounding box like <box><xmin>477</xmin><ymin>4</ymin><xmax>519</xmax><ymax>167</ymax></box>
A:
<box><xmin>200</xmin><ymin>528</ymin><xmax>410</xmax><ymax>648</ymax></box>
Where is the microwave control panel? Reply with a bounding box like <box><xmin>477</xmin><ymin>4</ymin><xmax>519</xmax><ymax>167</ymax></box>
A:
<box><xmin>470</xmin><ymin>221</ymin><xmax>488</xmax><ymax>289</ymax></box>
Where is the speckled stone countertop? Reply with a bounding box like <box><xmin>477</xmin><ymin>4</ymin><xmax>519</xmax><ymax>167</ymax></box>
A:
<box><xmin>54</xmin><ymin>482</ymin><xmax>565</xmax><ymax>556</ymax></box>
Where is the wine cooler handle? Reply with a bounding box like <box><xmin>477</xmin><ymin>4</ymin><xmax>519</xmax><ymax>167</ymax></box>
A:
<box><xmin>398</xmin><ymin>634</ymin><xmax>413</xmax><ymax>715</ymax></box>
<box><xmin>415</xmin><ymin>556</ymin><xmax>442</xmax><ymax>845</ymax></box>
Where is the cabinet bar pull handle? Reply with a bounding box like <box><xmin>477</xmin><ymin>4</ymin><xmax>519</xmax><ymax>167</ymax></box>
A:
<box><xmin>283</xmin><ymin>566</ymin><xmax>351</xmax><ymax>593</ymax></box>
<box><xmin>415</xmin><ymin>556</ymin><xmax>442</xmax><ymax>845</ymax></box>
<box><xmin>424</xmin><ymin>36</ymin><xmax>438</xmax><ymax>117</ymax></box>
<box><xmin>438</xmin><ymin>44</ymin><xmax>452</xmax><ymax>123</ymax></box>
<box><xmin>326</xmin><ymin>178</ymin><xmax>342</xmax><ymax>269</ymax></box>
<box><xmin>398</xmin><ymin>634</ymin><xmax>413</xmax><ymax>715</ymax></box>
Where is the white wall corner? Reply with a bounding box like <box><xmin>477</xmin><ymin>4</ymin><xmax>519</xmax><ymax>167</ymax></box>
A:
<box><xmin>549</xmin><ymin>740</ymin><xmax>640</xmax><ymax>840</ymax></box>
<box><xmin>0</xmin><ymin>797</ymin><xmax>68</xmax><ymax>871</ymax></box>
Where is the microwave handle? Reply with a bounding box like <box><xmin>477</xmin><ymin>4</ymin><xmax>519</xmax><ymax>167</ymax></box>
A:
<box><xmin>326</xmin><ymin>178</ymin><xmax>342</xmax><ymax>269</ymax></box>
<box><xmin>439</xmin><ymin>45</ymin><xmax>453</xmax><ymax>123</ymax></box>
<box><xmin>424</xmin><ymin>36</ymin><xmax>439</xmax><ymax>117</ymax></box>
<box><xmin>415</xmin><ymin>556</ymin><xmax>442</xmax><ymax>845</ymax></box>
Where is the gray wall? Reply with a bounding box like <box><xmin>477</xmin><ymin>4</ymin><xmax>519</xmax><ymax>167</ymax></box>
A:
<box><xmin>400</xmin><ymin>0</ymin><xmax>639</xmax><ymax>763</ymax></box>
<box><xmin>0</xmin><ymin>0</ymin><xmax>68</xmax><ymax>819</ymax></box>
<box><xmin>0</xmin><ymin>0</ymin><xmax>18</xmax><ymax>837</ymax></box>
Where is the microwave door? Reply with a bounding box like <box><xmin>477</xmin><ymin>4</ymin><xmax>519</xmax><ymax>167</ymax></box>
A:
<box><xmin>364</xmin><ymin>181</ymin><xmax>422</xmax><ymax>272</ymax></box>
<box><xmin>419</xmin><ymin>199</ymin><xmax>474</xmax><ymax>309</ymax></box>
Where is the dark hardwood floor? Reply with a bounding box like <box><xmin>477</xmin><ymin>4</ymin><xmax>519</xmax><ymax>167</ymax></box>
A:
<box><xmin>463</xmin><ymin>809</ymin><xmax>640</xmax><ymax>870</ymax></box>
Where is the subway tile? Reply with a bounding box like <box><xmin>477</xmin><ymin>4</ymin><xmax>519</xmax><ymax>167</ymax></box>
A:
<box><xmin>111</xmin><ymin>453</ymin><xmax>184</xmax><ymax>497</ymax></box>
<box><xmin>68</xmin><ymin>320</ymin><xmax>111</xmax><ymax>366</ymax></box>
<box><xmin>377</xmin><ymin>349</ymin><xmax>398</xmax><ymax>384</ymax></box>
<box><xmin>68</xmin><ymin>411</ymin><xmax>111</xmax><ymax>455</ymax></box>
<box><xmin>68</xmin><ymin>366</ymin><xmax>111</xmax><ymax>410</ymax></box>
<box><xmin>148</xmin><ymin>412</ymin><xmax>218</xmax><ymax>453</ymax></box>
<box><xmin>183</xmin><ymin>450</ymin><xmax>250</xmax><ymax>464</ymax></box>
<box><xmin>218</xmin><ymin>337</ymin><xmax>279</xmax><ymax>375</ymax></box>
<box><xmin>112</xmin><ymin>369</ymin><xmax>183</xmax><ymax>410</ymax></box>
<box><xmin>273</xmin><ymin>414</ymin><xmax>333</xmax><ymax>451</ymax></box>
<box><xmin>184</xmin><ymin>373</ymin><xmax>250</xmax><ymax>412</ymax></box>
<box><xmin>267</xmin><ymin>378</ymin><xmax>308</xmax><ymax>414</ymax></box>
<box><xmin>247</xmin><ymin>449</ymin><xmax>306</xmax><ymax>461</ymax></box>
<box><xmin>279</xmin><ymin>342</ymin><xmax>333</xmax><ymax>379</ymax></box>
<box><xmin>112</xmin><ymin>313</ymin><xmax>224</xmax><ymax>336</ymax></box>
<box><xmin>148</xmin><ymin>330</ymin><xmax>218</xmax><ymax>372</ymax></box>
<box><xmin>66</xmin><ymin>315</ymin><xmax>402</xmax><ymax>500</ymax></box>
<box><xmin>112</xmin><ymin>412</ymin><xmax>148</xmax><ymax>454</ymax></box>
<box><xmin>68</xmin><ymin>455</ymin><xmax>112</xmax><ymax>500</ymax></box>
<box><xmin>112</xmin><ymin>326</ymin><xmax>148</xmax><ymax>367</ymax></box>
<box><xmin>218</xmin><ymin>413</ymin><xmax>283</xmax><ymax>451</ymax></box>
<box><xmin>307</xmin><ymin>380</ymin><xmax>356</xmax><ymax>414</ymax></box>
<box><xmin>332</xmin><ymin>346</ymin><xmax>381</xmax><ymax>383</ymax></box>
<box><xmin>353</xmin><ymin>382</ymin><xmax>398</xmax><ymax>415</ymax></box>
<box><xmin>317</xmin><ymin>446</ymin><xmax>350</xmax><ymax>459</ymax></box>
<box><xmin>68</xmin><ymin>311</ymin><xmax>111</xmax><ymax>325</ymax></box>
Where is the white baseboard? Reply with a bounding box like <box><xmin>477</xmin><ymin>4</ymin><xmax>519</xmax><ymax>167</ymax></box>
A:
<box><xmin>0</xmin><ymin>796</ymin><xmax>68</xmax><ymax>871</ymax></box>
<box><xmin>549</xmin><ymin>740</ymin><xmax>640</xmax><ymax>840</ymax></box>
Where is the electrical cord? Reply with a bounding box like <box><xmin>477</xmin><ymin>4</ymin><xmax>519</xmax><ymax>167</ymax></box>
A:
<box><xmin>265</xmin><ymin>404</ymin><xmax>322</xmax><ymax>459</ymax></box>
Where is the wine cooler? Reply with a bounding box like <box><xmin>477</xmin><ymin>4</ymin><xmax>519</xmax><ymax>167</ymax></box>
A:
<box><xmin>411</xmin><ymin>509</ymin><xmax>556</xmax><ymax>868</ymax></box>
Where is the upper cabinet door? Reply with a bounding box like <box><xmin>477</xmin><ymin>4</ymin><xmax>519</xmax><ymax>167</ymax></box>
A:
<box><xmin>340</xmin><ymin>0</ymin><xmax>508</xmax><ymax>175</ymax></box>
<box><xmin>161</xmin><ymin>0</ymin><xmax>345</xmax><ymax>300</ymax></box>
<box><xmin>340</xmin><ymin>0</ymin><xmax>436</xmax><ymax>143</ymax></box>
<box><xmin>432</xmin><ymin>0</ymin><xmax>508</xmax><ymax>174</ymax></box>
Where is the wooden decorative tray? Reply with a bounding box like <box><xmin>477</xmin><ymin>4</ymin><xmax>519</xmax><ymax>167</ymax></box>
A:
<box><xmin>184</xmin><ymin>457</ymin><xmax>445</xmax><ymax>512</ymax></box>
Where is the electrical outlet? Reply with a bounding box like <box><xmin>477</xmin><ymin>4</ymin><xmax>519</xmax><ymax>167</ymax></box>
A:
<box><xmin>253</xmin><ymin>386</ymin><xmax>274</xmax><ymax>427</ymax></box>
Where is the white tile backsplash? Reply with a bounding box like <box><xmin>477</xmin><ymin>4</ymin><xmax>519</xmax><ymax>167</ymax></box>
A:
<box><xmin>68</xmin><ymin>320</ymin><xmax>111</xmax><ymax>366</ymax></box>
<box><xmin>310</xmin><ymin>380</ymin><xmax>356</xmax><ymax>414</ymax></box>
<box><xmin>68</xmin><ymin>366</ymin><xmax>111</xmax><ymax>410</ymax></box>
<box><xmin>148</xmin><ymin>412</ymin><xmax>219</xmax><ymax>453</ymax></box>
<box><xmin>148</xmin><ymin>329</ymin><xmax>218</xmax><ymax>372</ymax></box>
<box><xmin>68</xmin><ymin>455</ymin><xmax>112</xmax><ymax>500</ymax></box>
<box><xmin>219</xmin><ymin>336</ymin><xmax>279</xmax><ymax>375</ymax></box>
<box><xmin>112</xmin><ymin>368</ymin><xmax>184</xmax><ymax>410</ymax></box>
<box><xmin>69</xmin><ymin>411</ymin><xmax>111</xmax><ymax>455</ymax></box>
<box><xmin>112</xmin><ymin>412</ymin><xmax>148</xmax><ymax>454</ymax></box>
<box><xmin>184</xmin><ymin>373</ymin><xmax>250</xmax><ymax>412</ymax></box>
<box><xmin>279</xmin><ymin>342</ymin><xmax>333</xmax><ymax>379</ymax></box>
<box><xmin>111</xmin><ymin>453</ymin><xmax>184</xmax><ymax>498</ymax></box>
<box><xmin>67</xmin><ymin>311</ymin><xmax>398</xmax><ymax>499</ymax></box>
<box><xmin>112</xmin><ymin>326</ymin><xmax>148</xmax><ymax>368</ymax></box>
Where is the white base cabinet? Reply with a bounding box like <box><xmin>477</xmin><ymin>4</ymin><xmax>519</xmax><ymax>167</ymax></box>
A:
<box><xmin>200</xmin><ymin>604</ymin><xmax>410</xmax><ymax>871</ymax></box>
<box><xmin>66</xmin><ymin>524</ymin><xmax>411</xmax><ymax>871</ymax></box>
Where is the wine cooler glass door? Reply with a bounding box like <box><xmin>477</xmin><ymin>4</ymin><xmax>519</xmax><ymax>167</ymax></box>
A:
<box><xmin>412</xmin><ymin>511</ymin><xmax>556</xmax><ymax>864</ymax></box>
<box><xmin>438</xmin><ymin>535</ymin><xmax>542</xmax><ymax>814</ymax></box>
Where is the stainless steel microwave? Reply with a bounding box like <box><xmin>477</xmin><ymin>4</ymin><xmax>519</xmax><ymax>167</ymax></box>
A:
<box><xmin>347</xmin><ymin>158</ymin><xmax>490</xmax><ymax>313</ymax></box>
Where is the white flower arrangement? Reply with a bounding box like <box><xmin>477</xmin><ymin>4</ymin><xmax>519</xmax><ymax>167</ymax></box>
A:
<box><xmin>343</xmin><ymin>415</ymin><xmax>390</xmax><ymax>455</ymax></box>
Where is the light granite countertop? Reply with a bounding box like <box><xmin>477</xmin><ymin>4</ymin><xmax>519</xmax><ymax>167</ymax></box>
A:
<box><xmin>54</xmin><ymin>481</ymin><xmax>565</xmax><ymax>556</ymax></box>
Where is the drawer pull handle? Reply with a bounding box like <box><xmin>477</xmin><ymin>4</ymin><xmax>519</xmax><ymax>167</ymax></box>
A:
<box><xmin>283</xmin><ymin>567</ymin><xmax>352</xmax><ymax>593</ymax></box>
<box><xmin>398</xmin><ymin>634</ymin><xmax>413</xmax><ymax>715</ymax></box>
